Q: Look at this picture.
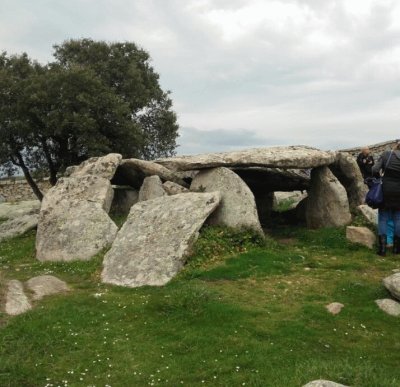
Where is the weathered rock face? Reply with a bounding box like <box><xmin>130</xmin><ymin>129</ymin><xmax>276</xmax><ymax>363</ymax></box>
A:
<box><xmin>331</xmin><ymin>152</ymin><xmax>366</xmax><ymax>209</ymax></box>
<box><xmin>303</xmin><ymin>381</ymin><xmax>348</xmax><ymax>387</ymax></box>
<box><xmin>36</xmin><ymin>200</ymin><xmax>118</xmax><ymax>262</ymax></box>
<box><xmin>306</xmin><ymin>167</ymin><xmax>352</xmax><ymax>229</ymax></box>
<box><xmin>101</xmin><ymin>192</ymin><xmax>221</xmax><ymax>288</ymax></box>
<box><xmin>5</xmin><ymin>280</ymin><xmax>32</xmax><ymax>316</ymax></box>
<box><xmin>162</xmin><ymin>181</ymin><xmax>189</xmax><ymax>195</ymax></box>
<box><xmin>346</xmin><ymin>226</ymin><xmax>376</xmax><ymax>249</ymax></box>
<box><xmin>65</xmin><ymin>153</ymin><xmax>122</xmax><ymax>180</ymax></box>
<box><xmin>0</xmin><ymin>200</ymin><xmax>40</xmax><ymax>220</ymax></box>
<box><xmin>0</xmin><ymin>214</ymin><xmax>38</xmax><ymax>242</ymax></box>
<box><xmin>157</xmin><ymin>146</ymin><xmax>337</xmax><ymax>171</ymax></box>
<box><xmin>111</xmin><ymin>187</ymin><xmax>139</xmax><ymax>215</ymax></box>
<box><xmin>36</xmin><ymin>154</ymin><xmax>120</xmax><ymax>262</ymax></box>
<box><xmin>375</xmin><ymin>299</ymin><xmax>400</xmax><ymax>317</ymax></box>
<box><xmin>26</xmin><ymin>275</ymin><xmax>69</xmax><ymax>300</ymax></box>
<box><xmin>138</xmin><ymin>176</ymin><xmax>166</xmax><ymax>202</ymax></box>
<box><xmin>273</xmin><ymin>191</ymin><xmax>308</xmax><ymax>211</ymax></box>
<box><xmin>383</xmin><ymin>273</ymin><xmax>400</xmax><ymax>301</ymax></box>
<box><xmin>191</xmin><ymin>167</ymin><xmax>263</xmax><ymax>234</ymax></box>
<box><xmin>112</xmin><ymin>158</ymin><xmax>189</xmax><ymax>189</ymax></box>
<box><xmin>357</xmin><ymin>205</ymin><xmax>378</xmax><ymax>225</ymax></box>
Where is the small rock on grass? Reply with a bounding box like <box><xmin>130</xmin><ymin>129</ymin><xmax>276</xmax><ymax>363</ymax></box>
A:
<box><xmin>5</xmin><ymin>280</ymin><xmax>32</xmax><ymax>316</ymax></box>
<box><xmin>303</xmin><ymin>381</ymin><xmax>348</xmax><ymax>387</ymax></box>
<box><xmin>375</xmin><ymin>299</ymin><xmax>400</xmax><ymax>317</ymax></box>
<box><xmin>383</xmin><ymin>273</ymin><xmax>400</xmax><ymax>301</ymax></box>
<box><xmin>326</xmin><ymin>302</ymin><xmax>344</xmax><ymax>315</ymax></box>
<box><xmin>26</xmin><ymin>275</ymin><xmax>69</xmax><ymax>300</ymax></box>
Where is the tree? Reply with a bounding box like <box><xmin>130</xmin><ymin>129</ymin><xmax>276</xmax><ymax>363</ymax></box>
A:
<box><xmin>0</xmin><ymin>39</ymin><xmax>179</xmax><ymax>200</ymax></box>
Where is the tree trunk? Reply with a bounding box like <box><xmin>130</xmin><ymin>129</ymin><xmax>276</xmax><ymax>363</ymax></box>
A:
<box><xmin>14</xmin><ymin>151</ymin><xmax>44</xmax><ymax>201</ymax></box>
<box><xmin>40</xmin><ymin>137</ymin><xmax>58</xmax><ymax>186</ymax></box>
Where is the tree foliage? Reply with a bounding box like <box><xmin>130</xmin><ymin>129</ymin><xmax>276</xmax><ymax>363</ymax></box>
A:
<box><xmin>0</xmin><ymin>39</ymin><xmax>179</xmax><ymax>199</ymax></box>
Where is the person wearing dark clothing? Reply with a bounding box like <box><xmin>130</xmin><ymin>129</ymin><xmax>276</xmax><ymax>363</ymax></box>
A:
<box><xmin>357</xmin><ymin>147</ymin><xmax>375</xmax><ymax>178</ymax></box>
<box><xmin>372</xmin><ymin>142</ymin><xmax>400</xmax><ymax>256</ymax></box>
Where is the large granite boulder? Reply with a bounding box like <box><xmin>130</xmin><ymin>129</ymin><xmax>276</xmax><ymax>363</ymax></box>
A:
<box><xmin>306</xmin><ymin>167</ymin><xmax>352</xmax><ymax>228</ymax></box>
<box><xmin>101</xmin><ymin>192</ymin><xmax>221</xmax><ymax>288</ymax></box>
<box><xmin>191</xmin><ymin>167</ymin><xmax>263</xmax><ymax>234</ymax></box>
<box><xmin>157</xmin><ymin>146</ymin><xmax>336</xmax><ymax>171</ymax></box>
<box><xmin>0</xmin><ymin>214</ymin><xmax>38</xmax><ymax>242</ymax></box>
<box><xmin>138</xmin><ymin>176</ymin><xmax>166</xmax><ymax>202</ymax></box>
<box><xmin>26</xmin><ymin>275</ymin><xmax>69</xmax><ymax>300</ymax></box>
<box><xmin>5</xmin><ymin>280</ymin><xmax>32</xmax><ymax>316</ymax></box>
<box><xmin>383</xmin><ymin>273</ymin><xmax>400</xmax><ymax>301</ymax></box>
<box><xmin>0</xmin><ymin>200</ymin><xmax>40</xmax><ymax>220</ymax></box>
<box><xmin>37</xmin><ymin>200</ymin><xmax>118</xmax><ymax>262</ymax></box>
<box><xmin>65</xmin><ymin>153</ymin><xmax>122</xmax><ymax>179</ymax></box>
<box><xmin>346</xmin><ymin>226</ymin><xmax>376</xmax><ymax>249</ymax></box>
<box><xmin>331</xmin><ymin>152</ymin><xmax>366</xmax><ymax>209</ymax></box>
<box><xmin>36</xmin><ymin>154</ymin><xmax>120</xmax><ymax>262</ymax></box>
<box><xmin>112</xmin><ymin>158</ymin><xmax>189</xmax><ymax>189</ymax></box>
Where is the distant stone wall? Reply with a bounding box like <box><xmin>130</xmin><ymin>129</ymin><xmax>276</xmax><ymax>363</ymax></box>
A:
<box><xmin>0</xmin><ymin>179</ymin><xmax>51</xmax><ymax>202</ymax></box>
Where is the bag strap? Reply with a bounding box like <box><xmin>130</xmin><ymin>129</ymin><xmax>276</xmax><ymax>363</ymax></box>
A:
<box><xmin>382</xmin><ymin>150</ymin><xmax>394</xmax><ymax>177</ymax></box>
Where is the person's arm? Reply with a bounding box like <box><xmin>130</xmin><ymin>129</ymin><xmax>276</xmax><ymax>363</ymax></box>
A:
<box><xmin>356</xmin><ymin>154</ymin><xmax>363</xmax><ymax>168</ymax></box>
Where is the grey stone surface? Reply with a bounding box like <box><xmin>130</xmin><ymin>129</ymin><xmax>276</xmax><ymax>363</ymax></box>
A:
<box><xmin>138</xmin><ymin>176</ymin><xmax>166</xmax><ymax>202</ymax></box>
<box><xmin>0</xmin><ymin>200</ymin><xmax>40</xmax><ymax>220</ymax></box>
<box><xmin>162</xmin><ymin>181</ymin><xmax>189</xmax><ymax>195</ymax></box>
<box><xmin>375</xmin><ymin>299</ymin><xmax>400</xmax><ymax>317</ymax></box>
<box><xmin>65</xmin><ymin>153</ymin><xmax>122</xmax><ymax>180</ymax></box>
<box><xmin>0</xmin><ymin>214</ymin><xmax>38</xmax><ymax>242</ymax></box>
<box><xmin>357</xmin><ymin>205</ymin><xmax>378</xmax><ymax>225</ymax></box>
<box><xmin>346</xmin><ymin>226</ymin><xmax>376</xmax><ymax>249</ymax></box>
<box><xmin>306</xmin><ymin>167</ymin><xmax>352</xmax><ymax>229</ymax></box>
<box><xmin>191</xmin><ymin>167</ymin><xmax>263</xmax><ymax>234</ymax></box>
<box><xmin>326</xmin><ymin>302</ymin><xmax>344</xmax><ymax>315</ymax></box>
<box><xmin>383</xmin><ymin>273</ymin><xmax>400</xmax><ymax>301</ymax></box>
<box><xmin>157</xmin><ymin>146</ymin><xmax>337</xmax><ymax>171</ymax></box>
<box><xmin>5</xmin><ymin>280</ymin><xmax>32</xmax><ymax>316</ymax></box>
<box><xmin>273</xmin><ymin>191</ymin><xmax>308</xmax><ymax>211</ymax></box>
<box><xmin>26</xmin><ymin>275</ymin><xmax>69</xmax><ymax>300</ymax></box>
<box><xmin>331</xmin><ymin>152</ymin><xmax>367</xmax><ymax>209</ymax></box>
<box><xmin>36</xmin><ymin>200</ymin><xmax>118</xmax><ymax>262</ymax></box>
<box><xmin>303</xmin><ymin>381</ymin><xmax>348</xmax><ymax>387</ymax></box>
<box><xmin>101</xmin><ymin>192</ymin><xmax>221</xmax><ymax>288</ymax></box>
<box><xmin>111</xmin><ymin>187</ymin><xmax>139</xmax><ymax>215</ymax></box>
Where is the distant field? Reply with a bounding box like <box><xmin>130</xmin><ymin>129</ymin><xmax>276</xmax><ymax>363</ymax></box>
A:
<box><xmin>0</xmin><ymin>225</ymin><xmax>399</xmax><ymax>387</ymax></box>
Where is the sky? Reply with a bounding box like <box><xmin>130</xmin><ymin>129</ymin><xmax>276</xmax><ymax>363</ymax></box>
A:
<box><xmin>1</xmin><ymin>0</ymin><xmax>400</xmax><ymax>154</ymax></box>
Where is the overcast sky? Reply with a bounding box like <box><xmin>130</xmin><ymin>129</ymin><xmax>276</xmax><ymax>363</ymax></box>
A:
<box><xmin>1</xmin><ymin>0</ymin><xmax>400</xmax><ymax>154</ymax></box>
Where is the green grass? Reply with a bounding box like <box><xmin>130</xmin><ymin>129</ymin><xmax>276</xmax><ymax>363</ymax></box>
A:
<box><xmin>1</xmin><ymin>225</ymin><xmax>400</xmax><ymax>386</ymax></box>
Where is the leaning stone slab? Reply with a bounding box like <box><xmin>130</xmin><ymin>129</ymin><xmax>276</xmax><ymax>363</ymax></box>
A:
<box><xmin>162</xmin><ymin>181</ymin><xmax>189</xmax><ymax>195</ymax></box>
<box><xmin>306</xmin><ymin>167</ymin><xmax>351</xmax><ymax>229</ymax></box>
<box><xmin>303</xmin><ymin>381</ymin><xmax>348</xmax><ymax>387</ymax></box>
<box><xmin>101</xmin><ymin>192</ymin><xmax>221</xmax><ymax>288</ymax></box>
<box><xmin>346</xmin><ymin>226</ymin><xmax>376</xmax><ymax>249</ymax></box>
<box><xmin>0</xmin><ymin>214</ymin><xmax>38</xmax><ymax>242</ymax></box>
<box><xmin>138</xmin><ymin>176</ymin><xmax>166</xmax><ymax>202</ymax></box>
<box><xmin>26</xmin><ymin>275</ymin><xmax>69</xmax><ymax>300</ymax></box>
<box><xmin>5</xmin><ymin>280</ymin><xmax>32</xmax><ymax>316</ymax></box>
<box><xmin>65</xmin><ymin>153</ymin><xmax>122</xmax><ymax>180</ymax></box>
<box><xmin>157</xmin><ymin>146</ymin><xmax>337</xmax><ymax>171</ymax></box>
<box><xmin>0</xmin><ymin>200</ymin><xmax>40</xmax><ymax>220</ymax></box>
<box><xmin>375</xmin><ymin>299</ymin><xmax>400</xmax><ymax>317</ymax></box>
<box><xmin>383</xmin><ymin>273</ymin><xmax>400</xmax><ymax>301</ymax></box>
<box><xmin>191</xmin><ymin>167</ymin><xmax>263</xmax><ymax>234</ymax></box>
<box><xmin>357</xmin><ymin>205</ymin><xmax>378</xmax><ymax>225</ymax></box>
<box><xmin>36</xmin><ymin>200</ymin><xmax>118</xmax><ymax>262</ymax></box>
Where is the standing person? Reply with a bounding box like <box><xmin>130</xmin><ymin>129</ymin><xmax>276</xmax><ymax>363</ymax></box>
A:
<box><xmin>357</xmin><ymin>147</ymin><xmax>375</xmax><ymax>178</ymax></box>
<box><xmin>372</xmin><ymin>141</ymin><xmax>400</xmax><ymax>256</ymax></box>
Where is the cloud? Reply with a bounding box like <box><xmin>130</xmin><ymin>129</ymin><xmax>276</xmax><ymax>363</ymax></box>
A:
<box><xmin>0</xmin><ymin>0</ymin><xmax>400</xmax><ymax>153</ymax></box>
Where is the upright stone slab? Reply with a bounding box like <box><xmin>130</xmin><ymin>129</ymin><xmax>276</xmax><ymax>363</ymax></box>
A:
<box><xmin>157</xmin><ymin>146</ymin><xmax>337</xmax><ymax>171</ymax></box>
<box><xmin>36</xmin><ymin>154</ymin><xmax>121</xmax><ymax>262</ymax></box>
<box><xmin>191</xmin><ymin>167</ymin><xmax>263</xmax><ymax>234</ymax></box>
<box><xmin>306</xmin><ymin>167</ymin><xmax>352</xmax><ymax>229</ymax></box>
<box><xmin>5</xmin><ymin>280</ymin><xmax>32</xmax><ymax>316</ymax></box>
<box><xmin>101</xmin><ymin>192</ymin><xmax>221</xmax><ymax>288</ymax></box>
<box><xmin>138</xmin><ymin>176</ymin><xmax>166</xmax><ymax>202</ymax></box>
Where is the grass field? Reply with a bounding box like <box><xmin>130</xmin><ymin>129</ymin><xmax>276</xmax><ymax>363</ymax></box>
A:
<box><xmin>0</xmin><ymin>224</ymin><xmax>399</xmax><ymax>387</ymax></box>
